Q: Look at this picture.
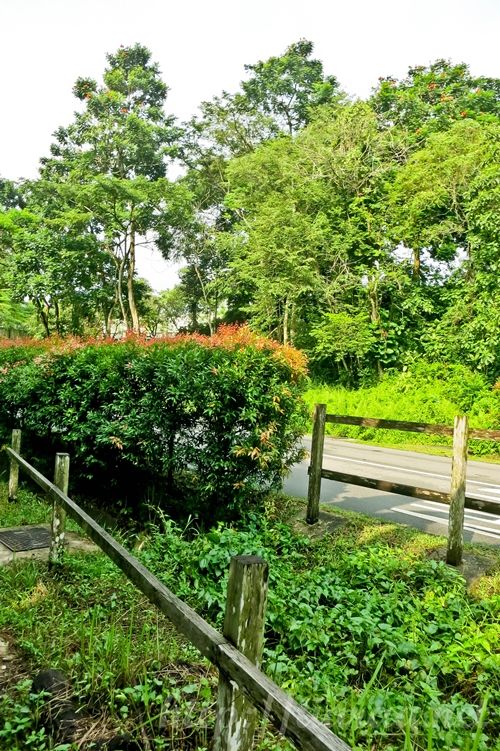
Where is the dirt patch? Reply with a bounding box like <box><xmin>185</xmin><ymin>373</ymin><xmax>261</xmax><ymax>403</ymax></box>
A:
<box><xmin>0</xmin><ymin>631</ymin><xmax>30</xmax><ymax>690</ymax></box>
<box><xmin>292</xmin><ymin>509</ymin><xmax>347</xmax><ymax>539</ymax></box>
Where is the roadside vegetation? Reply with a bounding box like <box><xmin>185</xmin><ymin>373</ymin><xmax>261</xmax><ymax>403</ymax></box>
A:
<box><xmin>1</xmin><ymin>485</ymin><xmax>499</xmax><ymax>751</ymax></box>
<box><xmin>304</xmin><ymin>362</ymin><xmax>500</xmax><ymax>459</ymax></box>
<box><xmin>1</xmin><ymin>44</ymin><xmax>499</xmax><ymax>393</ymax></box>
<box><xmin>0</xmin><ymin>36</ymin><xmax>499</xmax><ymax>751</ymax></box>
<box><xmin>0</xmin><ymin>329</ymin><xmax>307</xmax><ymax>520</ymax></box>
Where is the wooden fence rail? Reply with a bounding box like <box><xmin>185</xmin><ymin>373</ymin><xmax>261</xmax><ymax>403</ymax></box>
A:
<box><xmin>325</xmin><ymin>414</ymin><xmax>500</xmax><ymax>441</ymax></box>
<box><xmin>5</xmin><ymin>437</ymin><xmax>351</xmax><ymax>751</ymax></box>
<box><xmin>307</xmin><ymin>408</ymin><xmax>500</xmax><ymax>566</ymax></box>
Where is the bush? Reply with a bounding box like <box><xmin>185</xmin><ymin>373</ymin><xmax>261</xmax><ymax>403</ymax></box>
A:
<box><xmin>0</xmin><ymin>326</ymin><xmax>308</xmax><ymax>520</ymax></box>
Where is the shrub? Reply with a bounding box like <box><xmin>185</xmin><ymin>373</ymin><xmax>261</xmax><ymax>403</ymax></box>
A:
<box><xmin>0</xmin><ymin>326</ymin><xmax>308</xmax><ymax>520</ymax></box>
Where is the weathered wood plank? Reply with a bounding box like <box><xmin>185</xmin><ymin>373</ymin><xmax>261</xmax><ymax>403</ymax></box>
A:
<box><xmin>217</xmin><ymin>643</ymin><xmax>351</xmax><ymax>751</ymax></box>
<box><xmin>5</xmin><ymin>447</ymin><xmax>352</xmax><ymax>751</ymax></box>
<box><xmin>307</xmin><ymin>404</ymin><xmax>327</xmax><ymax>524</ymax></box>
<box><xmin>317</xmin><ymin>466</ymin><xmax>498</xmax><ymax>515</ymax></box>
<box><xmin>468</xmin><ymin>428</ymin><xmax>500</xmax><ymax>441</ymax></box>
<box><xmin>325</xmin><ymin>414</ymin><xmax>454</xmax><ymax>436</ymax></box>
<box><xmin>325</xmin><ymin>414</ymin><xmax>500</xmax><ymax>441</ymax></box>
<box><xmin>8</xmin><ymin>429</ymin><xmax>21</xmax><ymax>502</ymax></box>
<box><xmin>462</xmin><ymin>495</ymin><xmax>500</xmax><ymax>515</ymax></box>
<box><xmin>215</xmin><ymin>556</ymin><xmax>269</xmax><ymax>751</ymax></box>
<box><xmin>319</xmin><ymin>467</ymin><xmax>450</xmax><ymax>504</ymax></box>
<box><xmin>447</xmin><ymin>415</ymin><xmax>469</xmax><ymax>566</ymax></box>
<box><xmin>49</xmin><ymin>453</ymin><xmax>70</xmax><ymax>567</ymax></box>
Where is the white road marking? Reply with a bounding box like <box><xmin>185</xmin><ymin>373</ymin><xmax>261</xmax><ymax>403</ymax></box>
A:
<box><xmin>323</xmin><ymin>453</ymin><xmax>500</xmax><ymax>492</ymax></box>
<box><xmin>481</xmin><ymin>486</ymin><xmax>500</xmax><ymax>495</ymax></box>
<box><xmin>410</xmin><ymin>503</ymin><xmax>500</xmax><ymax>534</ymax></box>
<box><xmin>390</xmin><ymin>506</ymin><xmax>500</xmax><ymax>541</ymax></box>
<box><xmin>409</xmin><ymin>502</ymin><xmax>500</xmax><ymax>527</ymax></box>
<box><xmin>418</xmin><ymin>499</ymin><xmax>500</xmax><ymax>519</ymax></box>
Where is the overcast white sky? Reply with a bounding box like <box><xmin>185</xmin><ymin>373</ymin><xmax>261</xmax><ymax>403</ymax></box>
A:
<box><xmin>1</xmin><ymin>0</ymin><xmax>499</xmax><ymax>289</ymax></box>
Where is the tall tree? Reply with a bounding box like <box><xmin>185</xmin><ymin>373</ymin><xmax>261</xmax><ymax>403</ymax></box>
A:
<box><xmin>223</xmin><ymin>103</ymin><xmax>404</xmax><ymax>369</ymax></box>
<box><xmin>390</xmin><ymin>119</ymin><xmax>494</xmax><ymax>277</ymax></box>
<box><xmin>38</xmin><ymin>44</ymin><xmax>190</xmax><ymax>332</ymax></box>
<box><xmin>242</xmin><ymin>39</ymin><xmax>340</xmax><ymax>136</ymax></box>
<box><xmin>372</xmin><ymin>59</ymin><xmax>500</xmax><ymax>141</ymax></box>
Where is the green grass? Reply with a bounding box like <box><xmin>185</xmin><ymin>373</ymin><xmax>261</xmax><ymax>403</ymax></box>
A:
<box><xmin>1</xmin><ymin>488</ymin><xmax>499</xmax><ymax>750</ymax></box>
<box><xmin>303</xmin><ymin>364</ymin><xmax>500</xmax><ymax>461</ymax></box>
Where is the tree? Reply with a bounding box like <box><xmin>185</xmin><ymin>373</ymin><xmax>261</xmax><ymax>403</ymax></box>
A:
<box><xmin>38</xmin><ymin>44</ymin><xmax>190</xmax><ymax>332</ymax></box>
<box><xmin>372</xmin><ymin>59</ymin><xmax>500</xmax><ymax>141</ymax></box>
<box><xmin>142</xmin><ymin>286</ymin><xmax>188</xmax><ymax>336</ymax></box>
<box><xmin>223</xmin><ymin>103</ymin><xmax>405</xmax><ymax>372</ymax></box>
<box><xmin>390</xmin><ymin>119</ymin><xmax>495</xmax><ymax>277</ymax></box>
<box><xmin>0</xmin><ymin>198</ymin><xmax>111</xmax><ymax>336</ymax></box>
<box><xmin>186</xmin><ymin>39</ymin><xmax>340</xmax><ymax>163</ymax></box>
<box><xmin>0</xmin><ymin>178</ymin><xmax>24</xmax><ymax>210</ymax></box>
<box><xmin>242</xmin><ymin>40</ymin><xmax>340</xmax><ymax>136</ymax></box>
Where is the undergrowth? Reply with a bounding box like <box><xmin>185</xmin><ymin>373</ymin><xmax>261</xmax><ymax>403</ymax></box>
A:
<box><xmin>0</xmin><ymin>488</ymin><xmax>499</xmax><ymax>750</ymax></box>
<box><xmin>304</xmin><ymin>362</ymin><xmax>500</xmax><ymax>457</ymax></box>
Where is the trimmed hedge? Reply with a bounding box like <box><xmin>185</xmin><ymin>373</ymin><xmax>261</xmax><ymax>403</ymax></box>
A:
<box><xmin>0</xmin><ymin>327</ymin><xmax>308</xmax><ymax>520</ymax></box>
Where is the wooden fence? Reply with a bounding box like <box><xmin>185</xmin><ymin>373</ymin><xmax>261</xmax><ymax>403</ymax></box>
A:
<box><xmin>306</xmin><ymin>406</ymin><xmax>500</xmax><ymax>566</ymax></box>
<box><xmin>5</xmin><ymin>431</ymin><xmax>351</xmax><ymax>751</ymax></box>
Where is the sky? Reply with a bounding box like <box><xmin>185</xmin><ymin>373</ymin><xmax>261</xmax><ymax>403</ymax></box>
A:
<box><xmin>1</xmin><ymin>0</ymin><xmax>499</xmax><ymax>289</ymax></box>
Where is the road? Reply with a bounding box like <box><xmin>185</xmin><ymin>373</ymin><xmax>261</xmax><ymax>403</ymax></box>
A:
<box><xmin>283</xmin><ymin>437</ymin><xmax>500</xmax><ymax>545</ymax></box>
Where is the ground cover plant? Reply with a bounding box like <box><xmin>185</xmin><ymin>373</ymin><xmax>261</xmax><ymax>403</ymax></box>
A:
<box><xmin>0</xmin><ymin>326</ymin><xmax>307</xmax><ymax>521</ymax></box>
<box><xmin>0</xmin><ymin>485</ymin><xmax>499</xmax><ymax>750</ymax></box>
<box><xmin>304</xmin><ymin>361</ymin><xmax>500</xmax><ymax>458</ymax></box>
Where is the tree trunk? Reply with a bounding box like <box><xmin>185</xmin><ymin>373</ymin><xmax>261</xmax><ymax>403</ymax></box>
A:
<box><xmin>127</xmin><ymin>229</ymin><xmax>140</xmax><ymax>333</ymax></box>
<box><xmin>116</xmin><ymin>257</ymin><xmax>129</xmax><ymax>330</ymax></box>
<box><xmin>36</xmin><ymin>301</ymin><xmax>51</xmax><ymax>337</ymax></box>
<box><xmin>282</xmin><ymin>298</ymin><xmax>289</xmax><ymax>346</ymax></box>
<box><xmin>189</xmin><ymin>301</ymin><xmax>199</xmax><ymax>331</ymax></box>
<box><xmin>103</xmin><ymin>304</ymin><xmax>114</xmax><ymax>336</ymax></box>
<box><xmin>33</xmin><ymin>298</ymin><xmax>50</xmax><ymax>336</ymax></box>
<box><xmin>289</xmin><ymin>301</ymin><xmax>296</xmax><ymax>346</ymax></box>
<box><xmin>368</xmin><ymin>278</ymin><xmax>383</xmax><ymax>378</ymax></box>
<box><xmin>412</xmin><ymin>248</ymin><xmax>421</xmax><ymax>280</ymax></box>
<box><xmin>54</xmin><ymin>300</ymin><xmax>61</xmax><ymax>335</ymax></box>
<box><xmin>193</xmin><ymin>263</ymin><xmax>213</xmax><ymax>335</ymax></box>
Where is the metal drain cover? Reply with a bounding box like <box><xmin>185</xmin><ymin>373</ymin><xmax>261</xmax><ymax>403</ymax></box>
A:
<box><xmin>0</xmin><ymin>527</ymin><xmax>51</xmax><ymax>552</ymax></box>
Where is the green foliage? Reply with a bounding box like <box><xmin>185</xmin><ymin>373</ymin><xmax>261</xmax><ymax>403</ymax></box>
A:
<box><xmin>0</xmin><ymin>329</ymin><xmax>307</xmax><ymax>520</ymax></box>
<box><xmin>241</xmin><ymin>39</ymin><xmax>340</xmax><ymax>136</ymax></box>
<box><xmin>372</xmin><ymin>59</ymin><xmax>500</xmax><ymax>140</ymax></box>
<box><xmin>0</xmin><ymin>549</ymin><xmax>211</xmax><ymax>750</ymax></box>
<box><xmin>309</xmin><ymin>312</ymin><xmax>376</xmax><ymax>365</ymax></box>
<box><xmin>137</xmin><ymin>509</ymin><xmax>500</xmax><ymax>750</ymax></box>
<box><xmin>304</xmin><ymin>361</ymin><xmax>500</xmax><ymax>455</ymax></box>
<box><xmin>0</xmin><ymin>44</ymin><xmax>192</xmax><ymax>336</ymax></box>
<box><xmin>4</xmin><ymin>47</ymin><xmax>500</xmax><ymax>380</ymax></box>
<box><xmin>0</xmin><ymin>491</ymin><xmax>498</xmax><ymax>750</ymax></box>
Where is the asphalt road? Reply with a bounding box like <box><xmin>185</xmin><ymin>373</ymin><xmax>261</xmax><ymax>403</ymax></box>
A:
<box><xmin>283</xmin><ymin>437</ymin><xmax>500</xmax><ymax>546</ymax></box>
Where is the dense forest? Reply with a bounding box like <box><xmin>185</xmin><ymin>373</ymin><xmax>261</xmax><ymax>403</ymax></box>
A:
<box><xmin>0</xmin><ymin>41</ymin><xmax>499</xmax><ymax>385</ymax></box>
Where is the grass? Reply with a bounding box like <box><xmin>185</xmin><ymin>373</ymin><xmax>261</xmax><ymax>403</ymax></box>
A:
<box><xmin>303</xmin><ymin>365</ymin><xmax>500</xmax><ymax>462</ymax></box>
<box><xmin>1</xmin><ymin>485</ymin><xmax>500</xmax><ymax>750</ymax></box>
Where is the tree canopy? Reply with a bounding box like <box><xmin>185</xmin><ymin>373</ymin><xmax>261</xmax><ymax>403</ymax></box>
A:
<box><xmin>0</xmin><ymin>43</ymin><xmax>499</xmax><ymax>383</ymax></box>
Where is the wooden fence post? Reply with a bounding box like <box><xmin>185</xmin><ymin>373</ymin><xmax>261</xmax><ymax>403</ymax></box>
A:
<box><xmin>8</xmin><ymin>429</ymin><xmax>21</xmax><ymax>502</ymax></box>
<box><xmin>49</xmin><ymin>453</ymin><xmax>70</xmax><ymax>567</ymax></box>
<box><xmin>306</xmin><ymin>404</ymin><xmax>327</xmax><ymax>524</ymax></box>
<box><xmin>214</xmin><ymin>555</ymin><xmax>269</xmax><ymax>751</ymax></box>
<box><xmin>446</xmin><ymin>415</ymin><xmax>469</xmax><ymax>566</ymax></box>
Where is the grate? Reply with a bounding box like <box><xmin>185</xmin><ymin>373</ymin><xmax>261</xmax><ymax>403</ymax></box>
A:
<box><xmin>0</xmin><ymin>527</ymin><xmax>51</xmax><ymax>552</ymax></box>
